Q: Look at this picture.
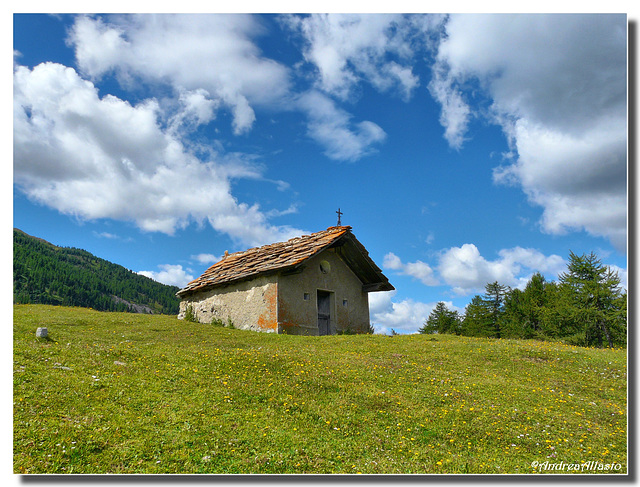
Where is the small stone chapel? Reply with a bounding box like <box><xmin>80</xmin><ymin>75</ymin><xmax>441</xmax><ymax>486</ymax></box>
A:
<box><xmin>176</xmin><ymin>225</ymin><xmax>394</xmax><ymax>335</ymax></box>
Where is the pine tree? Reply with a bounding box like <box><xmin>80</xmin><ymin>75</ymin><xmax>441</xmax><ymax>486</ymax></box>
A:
<box><xmin>419</xmin><ymin>302</ymin><xmax>461</xmax><ymax>335</ymax></box>
<box><xmin>502</xmin><ymin>273</ymin><xmax>547</xmax><ymax>339</ymax></box>
<box><xmin>558</xmin><ymin>251</ymin><xmax>626</xmax><ymax>348</ymax></box>
<box><xmin>482</xmin><ymin>281</ymin><xmax>509</xmax><ymax>338</ymax></box>
<box><xmin>461</xmin><ymin>295</ymin><xmax>494</xmax><ymax>337</ymax></box>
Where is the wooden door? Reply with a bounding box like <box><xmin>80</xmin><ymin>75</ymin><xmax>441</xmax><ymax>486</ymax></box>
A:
<box><xmin>317</xmin><ymin>290</ymin><xmax>331</xmax><ymax>336</ymax></box>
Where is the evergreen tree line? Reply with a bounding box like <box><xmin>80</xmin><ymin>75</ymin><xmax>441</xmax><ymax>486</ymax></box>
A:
<box><xmin>13</xmin><ymin>229</ymin><xmax>181</xmax><ymax>314</ymax></box>
<box><xmin>419</xmin><ymin>251</ymin><xmax>627</xmax><ymax>348</ymax></box>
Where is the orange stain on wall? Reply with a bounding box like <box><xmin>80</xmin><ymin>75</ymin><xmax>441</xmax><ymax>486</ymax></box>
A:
<box><xmin>257</xmin><ymin>284</ymin><xmax>278</xmax><ymax>330</ymax></box>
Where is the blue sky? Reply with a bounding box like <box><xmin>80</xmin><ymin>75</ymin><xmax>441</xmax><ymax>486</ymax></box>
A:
<box><xmin>12</xmin><ymin>12</ymin><xmax>628</xmax><ymax>334</ymax></box>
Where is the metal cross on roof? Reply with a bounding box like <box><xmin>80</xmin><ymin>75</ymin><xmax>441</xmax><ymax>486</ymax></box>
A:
<box><xmin>336</xmin><ymin>208</ymin><xmax>343</xmax><ymax>226</ymax></box>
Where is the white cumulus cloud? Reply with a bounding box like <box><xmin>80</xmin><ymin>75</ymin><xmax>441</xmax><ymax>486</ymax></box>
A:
<box><xmin>383</xmin><ymin>252</ymin><xmax>439</xmax><ymax>286</ymax></box>
<box><xmin>430</xmin><ymin>14</ymin><xmax>627</xmax><ymax>251</ymax></box>
<box><xmin>13</xmin><ymin>61</ymin><xmax>304</xmax><ymax>247</ymax></box>
<box><xmin>138</xmin><ymin>264</ymin><xmax>194</xmax><ymax>287</ymax></box>
<box><xmin>68</xmin><ymin>14</ymin><xmax>291</xmax><ymax>135</ymax></box>
<box><xmin>369</xmin><ymin>290</ymin><xmax>458</xmax><ymax>335</ymax></box>
<box><xmin>63</xmin><ymin>14</ymin><xmax>392</xmax><ymax>167</ymax></box>
<box><xmin>296</xmin><ymin>90</ymin><xmax>386</xmax><ymax>161</ymax></box>
<box><xmin>437</xmin><ymin>244</ymin><xmax>566</xmax><ymax>295</ymax></box>
<box><xmin>284</xmin><ymin>14</ymin><xmax>422</xmax><ymax>101</ymax></box>
<box><xmin>283</xmin><ymin>14</ymin><xmax>449</xmax><ymax>160</ymax></box>
<box><xmin>192</xmin><ymin>253</ymin><xmax>222</xmax><ymax>265</ymax></box>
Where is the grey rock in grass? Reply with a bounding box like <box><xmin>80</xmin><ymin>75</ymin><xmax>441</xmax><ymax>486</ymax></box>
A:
<box><xmin>36</xmin><ymin>327</ymin><xmax>48</xmax><ymax>338</ymax></box>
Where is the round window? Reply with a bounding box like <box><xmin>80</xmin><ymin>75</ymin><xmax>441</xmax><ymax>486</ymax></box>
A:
<box><xmin>319</xmin><ymin>260</ymin><xmax>331</xmax><ymax>274</ymax></box>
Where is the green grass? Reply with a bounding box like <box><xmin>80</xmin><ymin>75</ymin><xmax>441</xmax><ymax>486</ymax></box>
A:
<box><xmin>13</xmin><ymin>304</ymin><xmax>627</xmax><ymax>474</ymax></box>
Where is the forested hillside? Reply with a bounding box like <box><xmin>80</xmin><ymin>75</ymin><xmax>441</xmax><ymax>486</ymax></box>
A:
<box><xmin>13</xmin><ymin>229</ymin><xmax>180</xmax><ymax>314</ymax></box>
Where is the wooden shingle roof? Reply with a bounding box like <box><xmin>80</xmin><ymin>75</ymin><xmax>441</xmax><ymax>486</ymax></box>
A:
<box><xmin>177</xmin><ymin>226</ymin><xmax>394</xmax><ymax>297</ymax></box>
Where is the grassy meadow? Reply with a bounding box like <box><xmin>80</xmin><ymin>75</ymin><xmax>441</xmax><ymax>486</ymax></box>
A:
<box><xmin>13</xmin><ymin>304</ymin><xmax>627</xmax><ymax>474</ymax></box>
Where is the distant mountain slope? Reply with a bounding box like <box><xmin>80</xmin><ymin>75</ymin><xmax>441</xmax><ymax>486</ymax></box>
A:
<box><xmin>13</xmin><ymin>229</ymin><xmax>180</xmax><ymax>314</ymax></box>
